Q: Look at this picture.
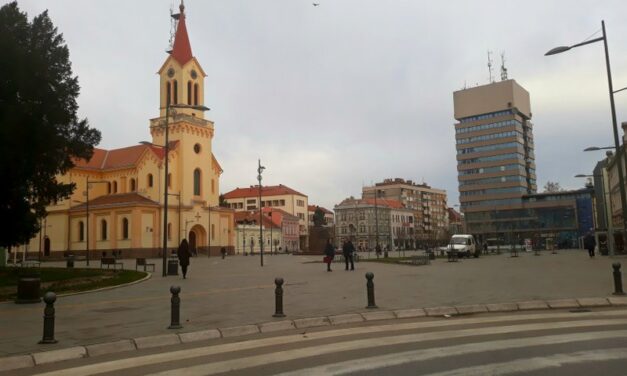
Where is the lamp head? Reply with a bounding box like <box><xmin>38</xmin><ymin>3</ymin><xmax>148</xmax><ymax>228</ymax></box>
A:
<box><xmin>545</xmin><ymin>46</ymin><xmax>571</xmax><ymax>56</ymax></box>
<box><xmin>583</xmin><ymin>146</ymin><xmax>601</xmax><ymax>152</ymax></box>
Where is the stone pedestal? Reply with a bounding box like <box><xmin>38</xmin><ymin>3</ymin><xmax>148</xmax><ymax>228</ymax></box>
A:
<box><xmin>309</xmin><ymin>227</ymin><xmax>331</xmax><ymax>255</ymax></box>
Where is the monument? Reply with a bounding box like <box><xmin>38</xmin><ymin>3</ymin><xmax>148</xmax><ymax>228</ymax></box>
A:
<box><xmin>308</xmin><ymin>206</ymin><xmax>332</xmax><ymax>254</ymax></box>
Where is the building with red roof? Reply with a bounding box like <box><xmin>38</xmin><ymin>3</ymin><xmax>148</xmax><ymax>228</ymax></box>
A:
<box><xmin>223</xmin><ymin>184</ymin><xmax>309</xmax><ymax>250</ymax></box>
<box><xmin>26</xmin><ymin>2</ymin><xmax>234</xmax><ymax>259</ymax></box>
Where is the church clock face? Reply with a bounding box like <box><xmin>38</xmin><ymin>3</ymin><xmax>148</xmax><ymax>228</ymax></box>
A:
<box><xmin>167</xmin><ymin>68</ymin><xmax>175</xmax><ymax>78</ymax></box>
<box><xmin>190</xmin><ymin>69</ymin><xmax>198</xmax><ymax>79</ymax></box>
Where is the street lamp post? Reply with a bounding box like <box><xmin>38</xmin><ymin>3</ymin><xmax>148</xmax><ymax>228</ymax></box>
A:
<box><xmin>257</xmin><ymin>159</ymin><xmax>266</xmax><ymax>267</ymax></box>
<box><xmin>546</xmin><ymin>20</ymin><xmax>627</xmax><ymax>249</ymax></box>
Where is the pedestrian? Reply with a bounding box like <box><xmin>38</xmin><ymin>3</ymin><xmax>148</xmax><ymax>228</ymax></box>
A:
<box><xmin>324</xmin><ymin>239</ymin><xmax>335</xmax><ymax>272</ymax></box>
<box><xmin>177</xmin><ymin>239</ymin><xmax>192</xmax><ymax>278</ymax></box>
<box><xmin>584</xmin><ymin>231</ymin><xmax>596</xmax><ymax>258</ymax></box>
<box><xmin>221</xmin><ymin>247</ymin><xmax>227</xmax><ymax>259</ymax></box>
<box><xmin>343</xmin><ymin>239</ymin><xmax>355</xmax><ymax>271</ymax></box>
<box><xmin>375</xmin><ymin>244</ymin><xmax>382</xmax><ymax>258</ymax></box>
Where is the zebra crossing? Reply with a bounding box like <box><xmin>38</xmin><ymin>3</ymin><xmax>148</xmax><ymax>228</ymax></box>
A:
<box><xmin>17</xmin><ymin>308</ymin><xmax>627</xmax><ymax>376</ymax></box>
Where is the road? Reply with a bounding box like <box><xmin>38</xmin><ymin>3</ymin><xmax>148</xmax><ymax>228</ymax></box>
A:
<box><xmin>7</xmin><ymin>307</ymin><xmax>627</xmax><ymax>375</ymax></box>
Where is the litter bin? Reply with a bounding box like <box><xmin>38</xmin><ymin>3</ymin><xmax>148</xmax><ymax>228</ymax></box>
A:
<box><xmin>16</xmin><ymin>271</ymin><xmax>41</xmax><ymax>304</ymax></box>
<box><xmin>167</xmin><ymin>259</ymin><xmax>179</xmax><ymax>276</ymax></box>
<box><xmin>66</xmin><ymin>254</ymin><xmax>75</xmax><ymax>268</ymax></box>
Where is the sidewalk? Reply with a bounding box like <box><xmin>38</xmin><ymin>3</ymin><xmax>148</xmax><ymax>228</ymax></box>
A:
<box><xmin>0</xmin><ymin>250</ymin><xmax>624</xmax><ymax>357</ymax></box>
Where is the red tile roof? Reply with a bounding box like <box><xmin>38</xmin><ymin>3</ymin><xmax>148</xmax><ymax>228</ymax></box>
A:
<box><xmin>223</xmin><ymin>184</ymin><xmax>307</xmax><ymax>199</ymax></box>
<box><xmin>233</xmin><ymin>210</ymin><xmax>280</xmax><ymax>229</ymax></box>
<box><xmin>307</xmin><ymin>205</ymin><xmax>333</xmax><ymax>214</ymax></box>
<box><xmin>170</xmin><ymin>3</ymin><xmax>193</xmax><ymax>66</ymax></box>
<box><xmin>69</xmin><ymin>193</ymin><xmax>160</xmax><ymax>211</ymax></box>
<box><xmin>73</xmin><ymin>142</ymin><xmax>179</xmax><ymax>171</ymax></box>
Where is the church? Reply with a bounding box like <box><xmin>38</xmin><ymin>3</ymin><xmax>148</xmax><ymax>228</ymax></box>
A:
<box><xmin>26</xmin><ymin>2</ymin><xmax>234</xmax><ymax>259</ymax></box>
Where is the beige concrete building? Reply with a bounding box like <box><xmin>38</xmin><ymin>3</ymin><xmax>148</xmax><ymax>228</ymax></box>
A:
<box><xmin>223</xmin><ymin>184</ymin><xmax>309</xmax><ymax>250</ymax></box>
<box><xmin>25</xmin><ymin>2</ymin><xmax>234</xmax><ymax>259</ymax></box>
<box><xmin>363</xmin><ymin>178</ymin><xmax>448</xmax><ymax>242</ymax></box>
<box><xmin>453</xmin><ymin>79</ymin><xmax>536</xmax><ymax>237</ymax></box>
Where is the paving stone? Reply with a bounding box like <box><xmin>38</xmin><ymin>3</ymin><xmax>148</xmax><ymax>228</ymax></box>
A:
<box><xmin>219</xmin><ymin>325</ymin><xmax>259</xmax><ymax>338</ymax></box>
<box><xmin>294</xmin><ymin>317</ymin><xmax>330</xmax><ymax>329</ymax></box>
<box><xmin>486</xmin><ymin>303</ymin><xmax>519</xmax><ymax>312</ymax></box>
<box><xmin>546</xmin><ymin>299</ymin><xmax>580</xmax><ymax>309</ymax></box>
<box><xmin>394</xmin><ymin>308</ymin><xmax>427</xmax><ymax>318</ymax></box>
<box><xmin>178</xmin><ymin>329</ymin><xmax>221</xmax><ymax>343</ymax></box>
<box><xmin>517</xmin><ymin>300</ymin><xmax>549</xmax><ymax>310</ymax></box>
<box><xmin>608</xmin><ymin>296</ymin><xmax>627</xmax><ymax>306</ymax></box>
<box><xmin>86</xmin><ymin>340</ymin><xmax>136</xmax><ymax>357</ymax></box>
<box><xmin>361</xmin><ymin>310</ymin><xmax>396</xmax><ymax>321</ymax></box>
<box><xmin>133</xmin><ymin>334</ymin><xmax>180</xmax><ymax>349</ymax></box>
<box><xmin>0</xmin><ymin>354</ymin><xmax>34</xmax><ymax>372</ymax></box>
<box><xmin>455</xmin><ymin>304</ymin><xmax>488</xmax><ymax>314</ymax></box>
<box><xmin>424</xmin><ymin>306</ymin><xmax>458</xmax><ymax>316</ymax></box>
<box><xmin>32</xmin><ymin>346</ymin><xmax>86</xmax><ymax>365</ymax></box>
<box><xmin>329</xmin><ymin>314</ymin><xmax>364</xmax><ymax>325</ymax></box>
<box><xmin>578</xmin><ymin>297</ymin><xmax>611</xmax><ymax>307</ymax></box>
<box><xmin>258</xmin><ymin>320</ymin><xmax>296</xmax><ymax>333</ymax></box>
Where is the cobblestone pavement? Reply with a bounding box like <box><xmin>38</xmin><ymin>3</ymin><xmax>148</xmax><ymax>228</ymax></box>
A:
<box><xmin>0</xmin><ymin>250</ymin><xmax>624</xmax><ymax>357</ymax></box>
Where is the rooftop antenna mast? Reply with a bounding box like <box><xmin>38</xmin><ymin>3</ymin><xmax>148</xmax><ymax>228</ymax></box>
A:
<box><xmin>167</xmin><ymin>1</ymin><xmax>180</xmax><ymax>54</ymax></box>
<box><xmin>500</xmin><ymin>52</ymin><xmax>508</xmax><ymax>81</ymax></box>
<box><xmin>487</xmin><ymin>50</ymin><xmax>494</xmax><ymax>83</ymax></box>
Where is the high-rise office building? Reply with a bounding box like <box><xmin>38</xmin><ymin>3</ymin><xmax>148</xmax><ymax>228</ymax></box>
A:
<box><xmin>453</xmin><ymin>79</ymin><xmax>537</xmax><ymax>236</ymax></box>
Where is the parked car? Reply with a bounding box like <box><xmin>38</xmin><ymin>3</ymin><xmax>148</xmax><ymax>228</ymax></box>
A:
<box><xmin>441</xmin><ymin>234</ymin><xmax>478</xmax><ymax>258</ymax></box>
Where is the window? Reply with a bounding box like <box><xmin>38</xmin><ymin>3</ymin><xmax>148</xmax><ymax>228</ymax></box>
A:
<box><xmin>101</xmin><ymin>220</ymin><xmax>108</xmax><ymax>240</ymax></box>
<box><xmin>130</xmin><ymin>178</ymin><xmax>136</xmax><ymax>192</ymax></box>
<box><xmin>211</xmin><ymin>179</ymin><xmax>215</xmax><ymax>194</ymax></box>
<box><xmin>107</xmin><ymin>182</ymin><xmax>111</xmax><ymax>194</ymax></box>
<box><xmin>166</xmin><ymin>82</ymin><xmax>171</xmax><ymax>105</ymax></box>
<box><xmin>167</xmin><ymin>223</ymin><xmax>172</xmax><ymax>240</ymax></box>
<box><xmin>112</xmin><ymin>181</ymin><xmax>118</xmax><ymax>193</ymax></box>
<box><xmin>194</xmin><ymin>143</ymin><xmax>201</xmax><ymax>154</ymax></box>
<box><xmin>147</xmin><ymin>174</ymin><xmax>153</xmax><ymax>188</ymax></box>
<box><xmin>298</xmin><ymin>213</ymin><xmax>305</xmax><ymax>220</ymax></box>
<box><xmin>173</xmin><ymin>80</ymin><xmax>178</xmax><ymax>103</ymax></box>
<box><xmin>187</xmin><ymin>81</ymin><xmax>192</xmax><ymax>105</ymax></box>
<box><xmin>193</xmin><ymin>83</ymin><xmax>199</xmax><ymax>105</ymax></box>
<box><xmin>193</xmin><ymin>168</ymin><xmax>201</xmax><ymax>195</ymax></box>
<box><xmin>78</xmin><ymin>221</ymin><xmax>84</xmax><ymax>242</ymax></box>
<box><xmin>122</xmin><ymin>218</ymin><xmax>129</xmax><ymax>239</ymax></box>
<box><xmin>167</xmin><ymin>173</ymin><xmax>172</xmax><ymax>188</ymax></box>
<box><xmin>296</xmin><ymin>199</ymin><xmax>305</xmax><ymax>207</ymax></box>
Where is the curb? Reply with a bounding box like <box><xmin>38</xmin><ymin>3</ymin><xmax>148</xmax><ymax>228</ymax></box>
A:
<box><xmin>2</xmin><ymin>295</ymin><xmax>627</xmax><ymax>372</ymax></box>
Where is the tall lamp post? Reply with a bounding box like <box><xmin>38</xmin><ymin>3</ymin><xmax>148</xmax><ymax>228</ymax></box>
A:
<box><xmin>144</xmin><ymin>103</ymin><xmax>209</xmax><ymax>276</ymax></box>
<box><xmin>545</xmin><ymin>20</ymin><xmax>627</xmax><ymax>247</ymax></box>
<box><xmin>257</xmin><ymin>159</ymin><xmax>266</xmax><ymax>267</ymax></box>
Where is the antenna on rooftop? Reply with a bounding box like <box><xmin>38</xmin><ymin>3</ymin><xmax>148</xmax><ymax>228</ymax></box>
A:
<box><xmin>166</xmin><ymin>1</ymin><xmax>179</xmax><ymax>54</ymax></box>
<box><xmin>487</xmin><ymin>50</ymin><xmax>494</xmax><ymax>83</ymax></box>
<box><xmin>500</xmin><ymin>52</ymin><xmax>508</xmax><ymax>81</ymax></box>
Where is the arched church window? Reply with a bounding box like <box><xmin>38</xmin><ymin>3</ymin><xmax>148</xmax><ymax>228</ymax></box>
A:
<box><xmin>166</xmin><ymin>81</ymin><xmax>171</xmax><ymax>105</ymax></box>
<box><xmin>193</xmin><ymin>168</ymin><xmax>201</xmax><ymax>196</ymax></box>
<box><xmin>187</xmin><ymin>81</ymin><xmax>192</xmax><ymax>105</ymax></box>
<box><xmin>147</xmin><ymin>174</ymin><xmax>153</xmax><ymax>188</ymax></box>
<box><xmin>193</xmin><ymin>83</ymin><xmax>199</xmax><ymax>105</ymax></box>
<box><xmin>101</xmin><ymin>219</ymin><xmax>108</xmax><ymax>240</ymax></box>
<box><xmin>167</xmin><ymin>173</ymin><xmax>172</xmax><ymax>188</ymax></box>
<box><xmin>130</xmin><ymin>178</ymin><xmax>136</xmax><ymax>192</ymax></box>
<box><xmin>211</xmin><ymin>179</ymin><xmax>215</xmax><ymax>194</ymax></box>
<box><xmin>173</xmin><ymin>80</ymin><xmax>178</xmax><ymax>104</ymax></box>
<box><xmin>167</xmin><ymin>223</ymin><xmax>172</xmax><ymax>240</ymax></box>
<box><xmin>78</xmin><ymin>221</ymin><xmax>84</xmax><ymax>242</ymax></box>
<box><xmin>113</xmin><ymin>181</ymin><xmax>118</xmax><ymax>193</ymax></box>
<box><xmin>106</xmin><ymin>182</ymin><xmax>111</xmax><ymax>194</ymax></box>
<box><xmin>122</xmin><ymin>218</ymin><xmax>129</xmax><ymax>239</ymax></box>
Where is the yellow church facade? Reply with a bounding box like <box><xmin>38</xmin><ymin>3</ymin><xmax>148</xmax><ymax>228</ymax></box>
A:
<box><xmin>26</xmin><ymin>2</ymin><xmax>234</xmax><ymax>259</ymax></box>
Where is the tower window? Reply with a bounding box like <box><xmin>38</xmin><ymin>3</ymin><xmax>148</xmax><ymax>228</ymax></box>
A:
<box><xmin>130</xmin><ymin>178</ymin><xmax>136</xmax><ymax>192</ymax></box>
<box><xmin>122</xmin><ymin>218</ymin><xmax>129</xmax><ymax>239</ymax></box>
<box><xmin>101</xmin><ymin>219</ymin><xmax>108</xmax><ymax>240</ymax></box>
<box><xmin>193</xmin><ymin>83</ymin><xmax>198</xmax><ymax>105</ymax></box>
<box><xmin>147</xmin><ymin>174</ymin><xmax>153</xmax><ymax>188</ymax></box>
<box><xmin>193</xmin><ymin>168</ymin><xmax>201</xmax><ymax>196</ymax></box>
<box><xmin>166</xmin><ymin>81</ymin><xmax>171</xmax><ymax>105</ymax></box>
<box><xmin>187</xmin><ymin>81</ymin><xmax>192</xmax><ymax>105</ymax></box>
<box><xmin>173</xmin><ymin>80</ymin><xmax>178</xmax><ymax>104</ymax></box>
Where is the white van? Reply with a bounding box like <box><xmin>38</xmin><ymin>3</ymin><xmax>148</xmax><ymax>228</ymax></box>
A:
<box><xmin>446</xmin><ymin>234</ymin><xmax>477</xmax><ymax>258</ymax></box>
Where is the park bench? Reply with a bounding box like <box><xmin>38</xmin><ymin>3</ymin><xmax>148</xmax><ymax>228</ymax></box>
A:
<box><xmin>19</xmin><ymin>259</ymin><xmax>41</xmax><ymax>268</ymax></box>
<box><xmin>446</xmin><ymin>250</ymin><xmax>459</xmax><ymax>262</ymax></box>
<box><xmin>135</xmin><ymin>257</ymin><xmax>155</xmax><ymax>272</ymax></box>
<box><xmin>100</xmin><ymin>257</ymin><xmax>124</xmax><ymax>270</ymax></box>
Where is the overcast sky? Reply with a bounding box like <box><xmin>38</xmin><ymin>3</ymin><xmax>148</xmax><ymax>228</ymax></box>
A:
<box><xmin>13</xmin><ymin>0</ymin><xmax>627</xmax><ymax>210</ymax></box>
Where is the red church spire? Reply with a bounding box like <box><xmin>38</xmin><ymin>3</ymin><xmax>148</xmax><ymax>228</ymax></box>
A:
<box><xmin>170</xmin><ymin>1</ymin><xmax>193</xmax><ymax>65</ymax></box>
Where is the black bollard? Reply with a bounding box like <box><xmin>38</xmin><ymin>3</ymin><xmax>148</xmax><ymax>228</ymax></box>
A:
<box><xmin>273</xmin><ymin>277</ymin><xmax>285</xmax><ymax>317</ymax></box>
<box><xmin>365</xmin><ymin>272</ymin><xmax>378</xmax><ymax>309</ymax></box>
<box><xmin>168</xmin><ymin>286</ymin><xmax>182</xmax><ymax>329</ymax></box>
<box><xmin>39</xmin><ymin>292</ymin><xmax>58</xmax><ymax>344</ymax></box>
<box><xmin>612</xmin><ymin>263</ymin><xmax>625</xmax><ymax>296</ymax></box>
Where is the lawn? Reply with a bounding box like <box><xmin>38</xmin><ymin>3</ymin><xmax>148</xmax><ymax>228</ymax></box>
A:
<box><xmin>0</xmin><ymin>267</ymin><xmax>147</xmax><ymax>302</ymax></box>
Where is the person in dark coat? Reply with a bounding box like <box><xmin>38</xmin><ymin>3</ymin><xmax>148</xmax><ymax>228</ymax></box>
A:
<box><xmin>583</xmin><ymin>231</ymin><xmax>596</xmax><ymax>258</ymax></box>
<box><xmin>324</xmin><ymin>239</ymin><xmax>335</xmax><ymax>272</ymax></box>
<box><xmin>177</xmin><ymin>239</ymin><xmax>192</xmax><ymax>278</ymax></box>
<box><xmin>343</xmin><ymin>240</ymin><xmax>355</xmax><ymax>271</ymax></box>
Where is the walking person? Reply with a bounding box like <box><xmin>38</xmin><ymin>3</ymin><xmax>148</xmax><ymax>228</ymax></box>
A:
<box><xmin>177</xmin><ymin>239</ymin><xmax>192</xmax><ymax>278</ymax></box>
<box><xmin>343</xmin><ymin>239</ymin><xmax>355</xmax><ymax>271</ymax></box>
<box><xmin>324</xmin><ymin>239</ymin><xmax>335</xmax><ymax>272</ymax></box>
<box><xmin>584</xmin><ymin>231</ymin><xmax>596</xmax><ymax>258</ymax></box>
